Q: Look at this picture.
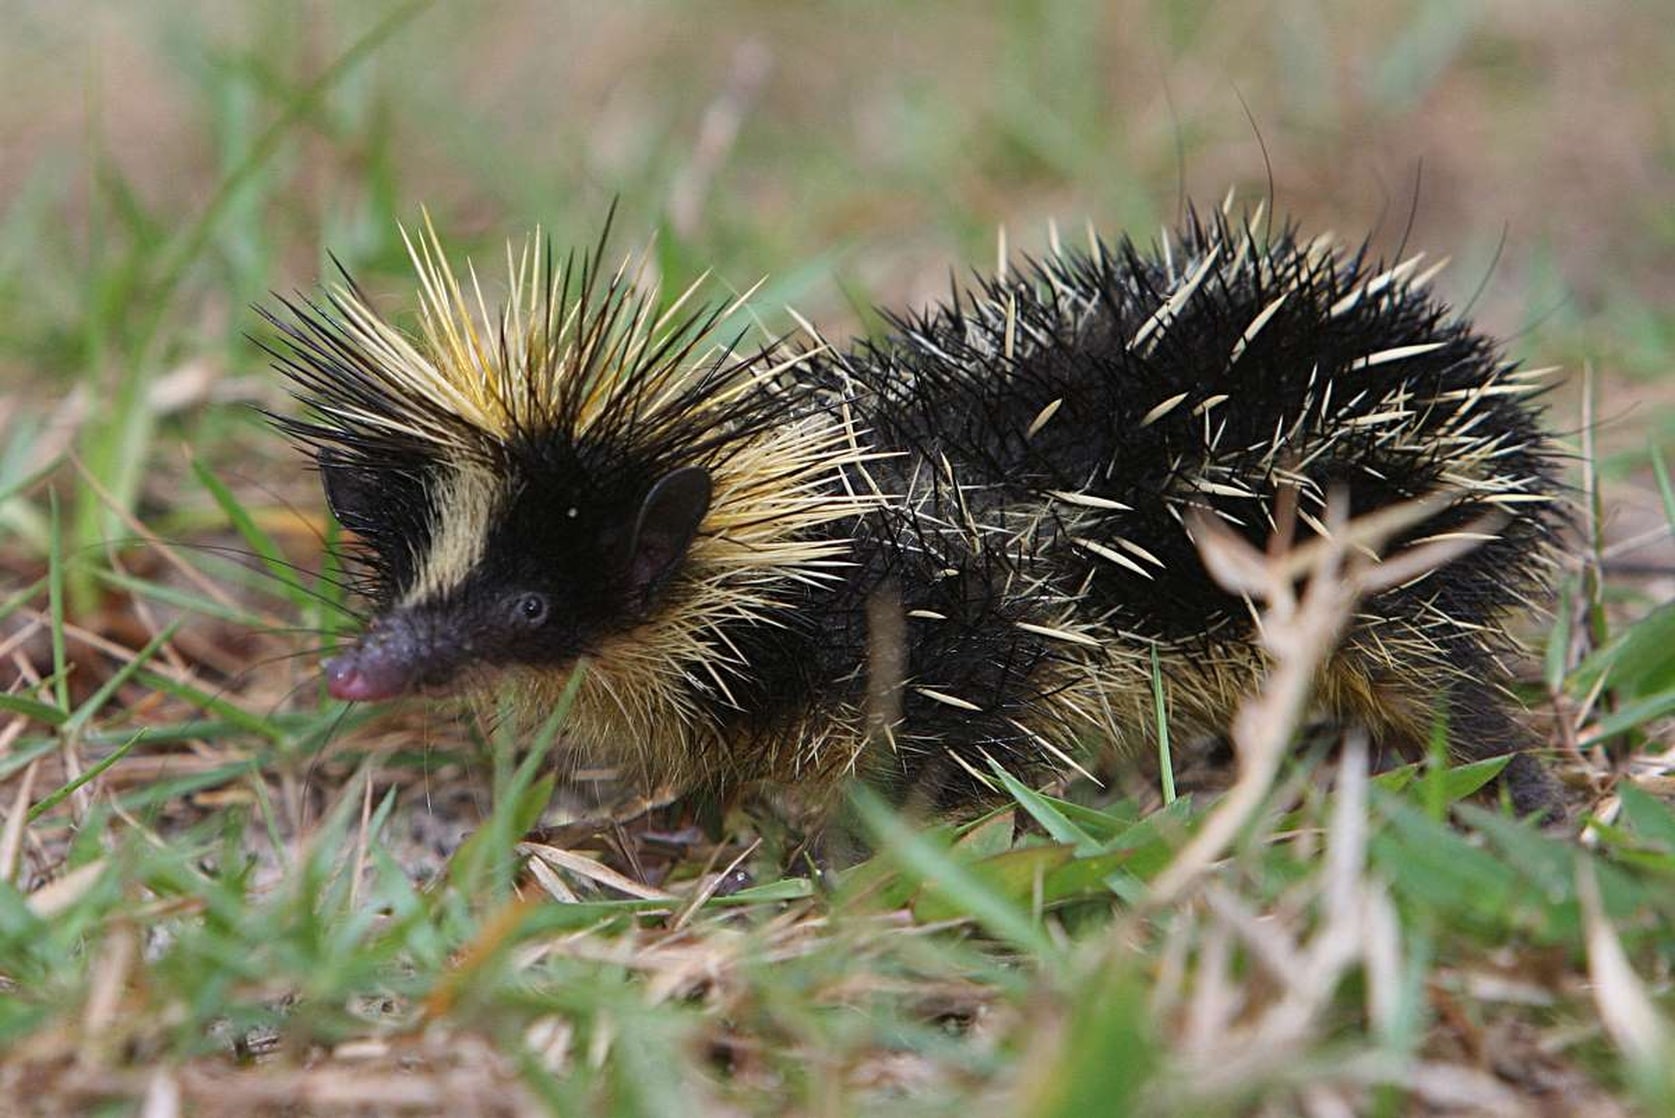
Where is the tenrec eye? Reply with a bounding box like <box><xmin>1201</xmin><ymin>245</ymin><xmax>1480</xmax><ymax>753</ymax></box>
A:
<box><xmin>515</xmin><ymin>592</ymin><xmax>549</xmax><ymax>627</ymax></box>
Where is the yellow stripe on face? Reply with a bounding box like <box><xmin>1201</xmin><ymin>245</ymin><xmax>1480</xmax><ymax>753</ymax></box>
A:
<box><xmin>403</xmin><ymin>461</ymin><xmax>505</xmax><ymax>605</ymax></box>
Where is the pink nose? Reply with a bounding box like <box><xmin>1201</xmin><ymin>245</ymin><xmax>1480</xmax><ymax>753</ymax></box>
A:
<box><xmin>324</xmin><ymin>657</ymin><xmax>393</xmax><ymax>702</ymax></box>
<box><xmin>323</xmin><ymin>621</ymin><xmax>428</xmax><ymax>702</ymax></box>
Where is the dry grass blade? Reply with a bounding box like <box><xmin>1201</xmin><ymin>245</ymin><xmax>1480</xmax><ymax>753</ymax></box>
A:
<box><xmin>1151</xmin><ymin>490</ymin><xmax>1505</xmax><ymax>906</ymax></box>
<box><xmin>518</xmin><ymin>841</ymin><xmax>677</xmax><ymax>901</ymax></box>
<box><xmin>1578</xmin><ymin>860</ymin><xmax>1670</xmax><ymax>1068</ymax></box>
<box><xmin>1</xmin><ymin>755</ymin><xmax>38</xmax><ymax>883</ymax></box>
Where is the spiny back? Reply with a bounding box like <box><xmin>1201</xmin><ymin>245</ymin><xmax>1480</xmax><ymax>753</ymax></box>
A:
<box><xmin>801</xmin><ymin>207</ymin><xmax>1561</xmax><ymax>813</ymax></box>
<box><xmin>833</xmin><ymin>210</ymin><xmax>1557</xmax><ymax>663</ymax></box>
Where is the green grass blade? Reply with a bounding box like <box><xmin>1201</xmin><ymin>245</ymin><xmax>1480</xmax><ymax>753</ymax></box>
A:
<box><xmin>849</xmin><ymin>784</ymin><xmax>1060</xmax><ymax>961</ymax></box>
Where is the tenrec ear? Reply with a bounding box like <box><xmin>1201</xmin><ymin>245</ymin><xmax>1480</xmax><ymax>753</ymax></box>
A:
<box><xmin>318</xmin><ymin>448</ymin><xmax>383</xmax><ymax>530</ymax></box>
<box><xmin>625</xmin><ymin>466</ymin><xmax>712</xmax><ymax>604</ymax></box>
